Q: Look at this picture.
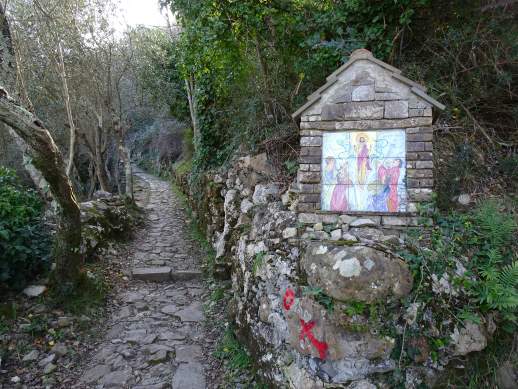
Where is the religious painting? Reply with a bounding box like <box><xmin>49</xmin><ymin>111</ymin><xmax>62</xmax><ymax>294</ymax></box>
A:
<box><xmin>321</xmin><ymin>130</ymin><xmax>407</xmax><ymax>212</ymax></box>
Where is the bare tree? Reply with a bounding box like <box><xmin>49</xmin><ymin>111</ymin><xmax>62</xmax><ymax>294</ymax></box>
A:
<box><xmin>0</xmin><ymin>3</ymin><xmax>83</xmax><ymax>289</ymax></box>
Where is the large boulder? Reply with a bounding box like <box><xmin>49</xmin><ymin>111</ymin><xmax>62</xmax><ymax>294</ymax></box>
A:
<box><xmin>301</xmin><ymin>244</ymin><xmax>413</xmax><ymax>303</ymax></box>
<box><xmin>284</xmin><ymin>296</ymin><xmax>394</xmax><ymax>361</ymax></box>
<box><xmin>80</xmin><ymin>196</ymin><xmax>140</xmax><ymax>258</ymax></box>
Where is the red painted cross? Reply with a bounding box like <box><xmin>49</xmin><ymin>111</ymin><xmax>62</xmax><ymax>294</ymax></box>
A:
<box><xmin>283</xmin><ymin>288</ymin><xmax>295</xmax><ymax>311</ymax></box>
<box><xmin>299</xmin><ymin>319</ymin><xmax>328</xmax><ymax>360</ymax></box>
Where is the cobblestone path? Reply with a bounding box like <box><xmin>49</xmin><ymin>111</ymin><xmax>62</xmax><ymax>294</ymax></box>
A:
<box><xmin>73</xmin><ymin>170</ymin><xmax>216</xmax><ymax>388</ymax></box>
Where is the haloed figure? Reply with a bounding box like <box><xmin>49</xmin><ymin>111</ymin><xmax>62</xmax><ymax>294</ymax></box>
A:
<box><xmin>356</xmin><ymin>136</ymin><xmax>371</xmax><ymax>185</ymax></box>
<box><xmin>330</xmin><ymin>164</ymin><xmax>353</xmax><ymax>212</ymax></box>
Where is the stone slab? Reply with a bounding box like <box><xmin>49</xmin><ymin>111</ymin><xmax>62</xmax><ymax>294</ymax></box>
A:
<box><xmin>172</xmin><ymin>362</ymin><xmax>205</xmax><ymax>389</ymax></box>
<box><xmin>175</xmin><ymin>345</ymin><xmax>203</xmax><ymax>363</ymax></box>
<box><xmin>170</xmin><ymin>271</ymin><xmax>203</xmax><ymax>281</ymax></box>
<box><xmin>176</xmin><ymin>302</ymin><xmax>204</xmax><ymax>322</ymax></box>
<box><xmin>132</xmin><ymin>267</ymin><xmax>171</xmax><ymax>282</ymax></box>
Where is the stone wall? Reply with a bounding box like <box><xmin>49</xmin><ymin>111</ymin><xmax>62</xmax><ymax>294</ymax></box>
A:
<box><xmin>179</xmin><ymin>153</ymin><xmax>434</xmax><ymax>387</ymax></box>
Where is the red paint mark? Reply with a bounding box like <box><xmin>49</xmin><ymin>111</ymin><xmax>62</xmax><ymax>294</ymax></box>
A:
<box><xmin>283</xmin><ymin>288</ymin><xmax>295</xmax><ymax>311</ymax></box>
<box><xmin>299</xmin><ymin>319</ymin><xmax>328</xmax><ymax>360</ymax></box>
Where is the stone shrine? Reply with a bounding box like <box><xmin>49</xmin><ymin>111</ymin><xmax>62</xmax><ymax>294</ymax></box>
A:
<box><xmin>293</xmin><ymin>48</ymin><xmax>444</xmax><ymax>231</ymax></box>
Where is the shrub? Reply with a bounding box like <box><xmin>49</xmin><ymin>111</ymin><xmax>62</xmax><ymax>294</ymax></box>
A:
<box><xmin>403</xmin><ymin>199</ymin><xmax>518</xmax><ymax>331</ymax></box>
<box><xmin>0</xmin><ymin>167</ymin><xmax>51</xmax><ymax>290</ymax></box>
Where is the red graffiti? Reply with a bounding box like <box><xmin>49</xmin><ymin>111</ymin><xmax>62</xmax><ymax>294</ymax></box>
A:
<box><xmin>299</xmin><ymin>319</ymin><xmax>328</xmax><ymax>360</ymax></box>
<box><xmin>283</xmin><ymin>288</ymin><xmax>295</xmax><ymax>311</ymax></box>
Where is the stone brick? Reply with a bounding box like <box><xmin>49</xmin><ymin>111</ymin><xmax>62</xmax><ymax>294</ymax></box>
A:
<box><xmin>419</xmin><ymin>179</ymin><xmax>434</xmax><ymax>187</ymax></box>
<box><xmin>321</xmin><ymin>105</ymin><xmax>344</xmax><ymax>121</ymax></box>
<box><xmin>350</xmin><ymin>217</ymin><xmax>381</xmax><ymax>227</ymax></box>
<box><xmin>424</xmin><ymin>142</ymin><xmax>433</xmax><ymax>151</ymax></box>
<box><xmin>300</xmin><ymin>136</ymin><xmax>322</xmax><ymax>147</ymax></box>
<box><xmin>299</xmin><ymin>156</ymin><xmax>321</xmax><ymax>164</ymax></box>
<box><xmin>382</xmin><ymin>216</ymin><xmax>410</xmax><ymax>227</ymax></box>
<box><xmin>298</xmin><ymin>183</ymin><xmax>319</xmax><ymax>193</ymax></box>
<box><xmin>299</xmin><ymin>193</ymin><xmax>320</xmax><ymax>203</ymax></box>
<box><xmin>299</xmin><ymin>164</ymin><xmax>309</xmax><ymax>172</ymax></box>
<box><xmin>416</xmin><ymin>161</ymin><xmax>433</xmax><ymax>169</ymax></box>
<box><xmin>406</xmin><ymin>161</ymin><xmax>416</xmax><ymax>169</ymax></box>
<box><xmin>407</xmin><ymin>132</ymin><xmax>433</xmax><ymax>142</ymax></box>
<box><xmin>300</xmin><ymin>130</ymin><xmax>323</xmax><ymax>136</ymax></box>
<box><xmin>384</xmin><ymin>100</ymin><xmax>409</xmax><ymax>119</ymax></box>
<box><xmin>298</xmin><ymin>203</ymin><xmax>317</xmax><ymax>213</ymax></box>
<box><xmin>407</xmin><ymin>169</ymin><xmax>433</xmax><ymax>178</ymax></box>
<box><xmin>322</xmin><ymin>214</ymin><xmax>339</xmax><ymax>224</ymax></box>
<box><xmin>298</xmin><ymin>213</ymin><xmax>323</xmax><ymax>224</ymax></box>
<box><xmin>407</xmin><ymin>142</ymin><xmax>425</xmax><ymax>152</ymax></box>
<box><xmin>375</xmin><ymin>92</ymin><xmax>400</xmax><ymax>100</ymax></box>
<box><xmin>309</xmin><ymin>164</ymin><xmax>321</xmax><ymax>172</ymax></box>
<box><xmin>298</xmin><ymin>171</ymin><xmax>320</xmax><ymax>183</ymax></box>
<box><xmin>300</xmin><ymin>146</ymin><xmax>322</xmax><ymax>157</ymax></box>
<box><xmin>406</xmin><ymin>178</ymin><xmax>420</xmax><ymax>188</ymax></box>
<box><xmin>417</xmin><ymin>152</ymin><xmax>433</xmax><ymax>160</ymax></box>
<box><xmin>351</xmin><ymin>85</ymin><xmax>375</xmax><ymax>101</ymax></box>
<box><xmin>406</xmin><ymin>153</ymin><xmax>418</xmax><ymax>161</ymax></box>
<box><xmin>409</xmin><ymin>108</ymin><xmax>425</xmax><ymax>117</ymax></box>
<box><xmin>342</xmin><ymin>102</ymin><xmax>384</xmax><ymax>120</ymax></box>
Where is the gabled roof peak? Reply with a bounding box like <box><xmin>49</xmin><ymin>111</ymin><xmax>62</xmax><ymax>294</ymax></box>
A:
<box><xmin>292</xmin><ymin>49</ymin><xmax>445</xmax><ymax>119</ymax></box>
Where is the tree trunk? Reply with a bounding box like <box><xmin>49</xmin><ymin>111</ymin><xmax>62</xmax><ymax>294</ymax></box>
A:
<box><xmin>57</xmin><ymin>42</ymin><xmax>77</xmax><ymax>178</ymax></box>
<box><xmin>185</xmin><ymin>76</ymin><xmax>199</xmax><ymax>149</ymax></box>
<box><xmin>93</xmin><ymin>111</ymin><xmax>110</xmax><ymax>192</ymax></box>
<box><xmin>0</xmin><ymin>90</ymin><xmax>83</xmax><ymax>287</ymax></box>
<box><xmin>1</xmin><ymin>6</ymin><xmax>82</xmax><ymax>290</ymax></box>
<box><xmin>111</xmin><ymin>109</ymin><xmax>133</xmax><ymax>199</ymax></box>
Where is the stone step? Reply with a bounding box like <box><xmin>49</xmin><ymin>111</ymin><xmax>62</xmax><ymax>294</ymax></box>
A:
<box><xmin>132</xmin><ymin>267</ymin><xmax>203</xmax><ymax>282</ymax></box>
<box><xmin>132</xmin><ymin>267</ymin><xmax>172</xmax><ymax>282</ymax></box>
<box><xmin>170</xmin><ymin>270</ymin><xmax>203</xmax><ymax>281</ymax></box>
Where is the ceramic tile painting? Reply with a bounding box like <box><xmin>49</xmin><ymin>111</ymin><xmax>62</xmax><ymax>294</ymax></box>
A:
<box><xmin>321</xmin><ymin>130</ymin><xmax>407</xmax><ymax>212</ymax></box>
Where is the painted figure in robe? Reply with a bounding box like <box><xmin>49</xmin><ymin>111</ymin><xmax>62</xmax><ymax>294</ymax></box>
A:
<box><xmin>376</xmin><ymin>159</ymin><xmax>402</xmax><ymax>212</ymax></box>
<box><xmin>355</xmin><ymin>136</ymin><xmax>371</xmax><ymax>185</ymax></box>
<box><xmin>330</xmin><ymin>165</ymin><xmax>353</xmax><ymax>212</ymax></box>
<box><xmin>323</xmin><ymin>157</ymin><xmax>337</xmax><ymax>184</ymax></box>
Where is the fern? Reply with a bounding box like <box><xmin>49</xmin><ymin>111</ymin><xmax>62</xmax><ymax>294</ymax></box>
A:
<box><xmin>498</xmin><ymin>261</ymin><xmax>518</xmax><ymax>288</ymax></box>
<box><xmin>476</xmin><ymin>260</ymin><xmax>518</xmax><ymax>310</ymax></box>
<box><xmin>473</xmin><ymin>200</ymin><xmax>517</xmax><ymax>247</ymax></box>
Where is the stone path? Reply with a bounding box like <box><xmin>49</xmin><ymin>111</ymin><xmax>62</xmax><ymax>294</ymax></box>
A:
<box><xmin>72</xmin><ymin>170</ymin><xmax>215</xmax><ymax>388</ymax></box>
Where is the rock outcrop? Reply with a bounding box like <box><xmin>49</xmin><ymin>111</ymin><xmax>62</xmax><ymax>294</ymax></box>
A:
<box><xmin>302</xmin><ymin>244</ymin><xmax>413</xmax><ymax>303</ymax></box>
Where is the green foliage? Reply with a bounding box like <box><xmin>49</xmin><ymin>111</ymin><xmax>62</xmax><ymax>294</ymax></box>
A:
<box><xmin>252</xmin><ymin>252</ymin><xmax>265</xmax><ymax>276</ymax></box>
<box><xmin>403</xmin><ymin>199</ymin><xmax>518</xmax><ymax>331</ymax></box>
<box><xmin>343</xmin><ymin>301</ymin><xmax>366</xmax><ymax>317</ymax></box>
<box><xmin>303</xmin><ymin>286</ymin><xmax>334</xmax><ymax>313</ymax></box>
<box><xmin>214</xmin><ymin>327</ymin><xmax>252</xmax><ymax>371</ymax></box>
<box><xmin>210</xmin><ymin>287</ymin><xmax>225</xmax><ymax>302</ymax></box>
<box><xmin>49</xmin><ymin>266</ymin><xmax>108</xmax><ymax>314</ymax></box>
<box><xmin>0</xmin><ymin>167</ymin><xmax>51</xmax><ymax>290</ymax></box>
<box><xmin>161</xmin><ymin>0</ymin><xmax>431</xmax><ymax>179</ymax></box>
